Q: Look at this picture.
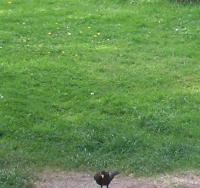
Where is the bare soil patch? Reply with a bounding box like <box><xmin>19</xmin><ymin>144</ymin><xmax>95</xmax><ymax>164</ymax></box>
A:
<box><xmin>34</xmin><ymin>170</ymin><xmax>200</xmax><ymax>188</ymax></box>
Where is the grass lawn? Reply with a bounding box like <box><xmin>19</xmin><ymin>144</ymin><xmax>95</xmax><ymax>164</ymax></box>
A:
<box><xmin>0</xmin><ymin>0</ymin><xmax>200</xmax><ymax>187</ymax></box>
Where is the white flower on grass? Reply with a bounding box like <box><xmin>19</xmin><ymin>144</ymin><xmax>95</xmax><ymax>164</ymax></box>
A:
<box><xmin>0</xmin><ymin>95</ymin><xmax>3</xmax><ymax>99</ymax></box>
<box><xmin>67</xmin><ymin>32</ymin><xmax>71</xmax><ymax>36</ymax></box>
<box><xmin>90</xmin><ymin>92</ymin><xmax>94</xmax><ymax>95</ymax></box>
<box><xmin>175</xmin><ymin>28</ymin><xmax>179</xmax><ymax>32</ymax></box>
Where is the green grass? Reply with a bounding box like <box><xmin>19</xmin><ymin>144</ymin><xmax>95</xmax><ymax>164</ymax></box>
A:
<box><xmin>0</xmin><ymin>0</ymin><xmax>200</xmax><ymax>186</ymax></box>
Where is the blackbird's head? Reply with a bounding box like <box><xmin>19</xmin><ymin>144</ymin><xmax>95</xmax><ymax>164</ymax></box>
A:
<box><xmin>94</xmin><ymin>172</ymin><xmax>105</xmax><ymax>181</ymax></box>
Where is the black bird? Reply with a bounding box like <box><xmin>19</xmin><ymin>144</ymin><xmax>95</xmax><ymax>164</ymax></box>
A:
<box><xmin>94</xmin><ymin>170</ymin><xmax>120</xmax><ymax>188</ymax></box>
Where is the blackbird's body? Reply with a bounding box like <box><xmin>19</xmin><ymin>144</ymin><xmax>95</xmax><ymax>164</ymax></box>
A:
<box><xmin>94</xmin><ymin>170</ymin><xmax>119</xmax><ymax>188</ymax></box>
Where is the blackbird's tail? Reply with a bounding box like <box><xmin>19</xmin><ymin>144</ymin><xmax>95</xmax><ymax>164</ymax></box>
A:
<box><xmin>109</xmin><ymin>171</ymin><xmax>120</xmax><ymax>180</ymax></box>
